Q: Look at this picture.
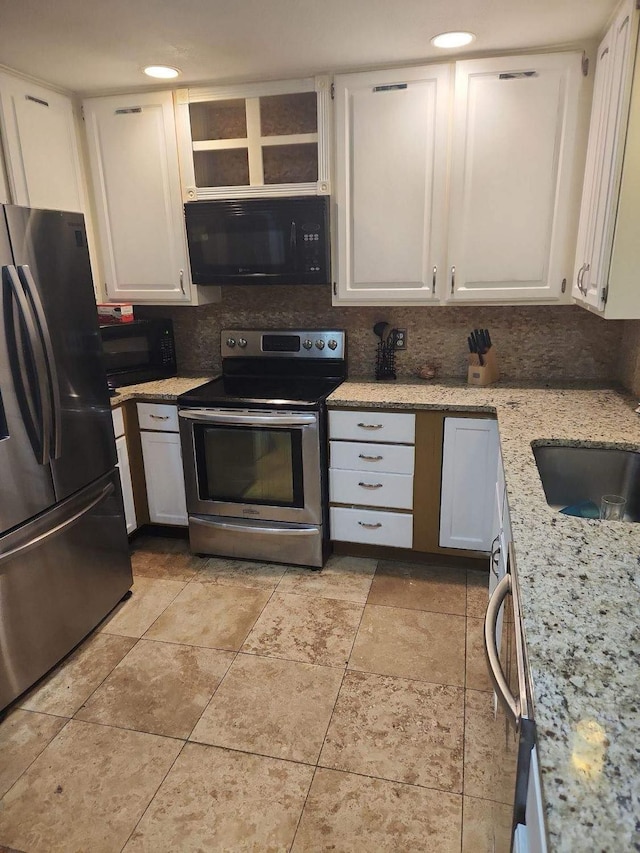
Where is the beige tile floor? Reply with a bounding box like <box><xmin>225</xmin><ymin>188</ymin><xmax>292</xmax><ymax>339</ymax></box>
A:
<box><xmin>0</xmin><ymin>535</ymin><xmax>510</xmax><ymax>853</ymax></box>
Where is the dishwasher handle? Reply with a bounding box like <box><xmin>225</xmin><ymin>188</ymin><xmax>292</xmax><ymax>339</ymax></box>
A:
<box><xmin>484</xmin><ymin>573</ymin><xmax>521</xmax><ymax>727</ymax></box>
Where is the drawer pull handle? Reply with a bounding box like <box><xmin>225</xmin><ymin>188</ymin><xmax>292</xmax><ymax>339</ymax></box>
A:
<box><xmin>358</xmin><ymin>482</ymin><xmax>383</xmax><ymax>489</ymax></box>
<box><xmin>358</xmin><ymin>454</ymin><xmax>383</xmax><ymax>461</ymax></box>
<box><xmin>150</xmin><ymin>414</ymin><xmax>170</xmax><ymax>420</ymax></box>
<box><xmin>357</xmin><ymin>423</ymin><xmax>383</xmax><ymax>430</ymax></box>
<box><xmin>358</xmin><ymin>521</ymin><xmax>382</xmax><ymax>529</ymax></box>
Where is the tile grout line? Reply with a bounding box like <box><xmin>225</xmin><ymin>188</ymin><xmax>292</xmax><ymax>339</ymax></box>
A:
<box><xmin>182</xmin><ymin>576</ymin><xmax>281</xmax><ymax>744</ymax></box>
<box><xmin>0</xmin><ymin>715</ymin><xmax>74</xmax><ymax>805</ymax></box>
<box><xmin>118</xmin><ymin>739</ymin><xmax>189</xmax><ymax>852</ymax></box>
<box><xmin>286</xmin><ymin>569</ymin><xmax>375</xmax><ymax>852</ymax></box>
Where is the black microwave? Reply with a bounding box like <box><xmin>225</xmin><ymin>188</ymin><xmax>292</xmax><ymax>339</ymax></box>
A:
<box><xmin>99</xmin><ymin>319</ymin><xmax>177</xmax><ymax>388</ymax></box>
<box><xmin>185</xmin><ymin>195</ymin><xmax>330</xmax><ymax>286</ymax></box>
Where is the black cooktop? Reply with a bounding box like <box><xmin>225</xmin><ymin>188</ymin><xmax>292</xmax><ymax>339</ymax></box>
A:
<box><xmin>178</xmin><ymin>375</ymin><xmax>344</xmax><ymax>410</ymax></box>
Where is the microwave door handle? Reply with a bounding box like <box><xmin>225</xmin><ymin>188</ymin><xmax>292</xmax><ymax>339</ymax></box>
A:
<box><xmin>18</xmin><ymin>265</ymin><xmax>62</xmax><ymax>460</ymax></box>
<box><xmin>2</xmin><ymin>264</ymin><xmax>49</xmax><ymax>464</ymax></box>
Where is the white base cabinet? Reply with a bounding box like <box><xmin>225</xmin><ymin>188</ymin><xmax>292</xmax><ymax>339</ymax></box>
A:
<box><xmin>112</xmin><ymin>406</ymin><xmax>137</xmax><ymax>535</ymax></box>
<box><xmin>0</xmin><ymin>71</ymin><xmax>84</xmax><ymax>213</ymax></box>
<box><xmin>439</xmin><ymin>417</ymin><xmax>499</xmax><ymax>551</ymax></box>
<box><xmin>115</xmin><ymin>435</ymin><xmax>137</xmax><ymax>534</ymax></box>
<box><xmin>138</xmin><ymin>403</ymin><xmax>188</xmax><ymax>526</ymax></box>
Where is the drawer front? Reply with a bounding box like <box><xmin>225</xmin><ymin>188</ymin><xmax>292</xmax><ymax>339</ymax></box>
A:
<box><xmin>329</xmin><ymin>410</ymin><xmax>415</xmax><ymax>443</ymax></box>
<box><xmin>330</xmin><ymin>469</ymin><xmax>413</xmax><ymax>510</ymax></box>
<box><xmin>330</xmin><ymin>440</ymin><xmax>415</xmax><ymax>475</ymax></box>
<box><xmin>137</xmin><ymin>402</ymin><xmax>179</xmax><ymax>432</ymax></box>
<box><xmin>111</xmin><ymin>406</ymin><xmax>125</xmax><ymax>439</ymax></box>
<box><xmin>330</xmin><ymin>506</ymin><xmax>413</xmax><ymax>548</ymax></box>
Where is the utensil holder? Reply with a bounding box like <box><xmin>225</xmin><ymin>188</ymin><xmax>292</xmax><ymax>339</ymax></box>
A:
<box><xmin>375</xmin><ymin>340</ymin><xmax>397</xmax><ymax>380</ymax></box>
<box><xmin>467</xmin><ymin>346</ymin><xmax>499</xmax><ymax>386</ymax></box>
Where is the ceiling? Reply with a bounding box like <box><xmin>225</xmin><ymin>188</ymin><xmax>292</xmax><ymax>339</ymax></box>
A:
<box><xmin>0</xmin><ymin>0</ymin><xmax>618</xmax><ymax>96</ymax></box>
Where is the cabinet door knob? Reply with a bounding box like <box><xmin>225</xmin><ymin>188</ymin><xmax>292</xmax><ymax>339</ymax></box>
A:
<box><xmin>450</xmin><ymin>265</ymin><xmax>456</xmax><ymax>294</ymax></box>
<box><xmin>358</xmin><ymin>454</ymin><xmax>383</xmax><ymax>461</ymax></box>
<box><xmin>179</xmin><ymin>269</ymin><xmax>186</xmax><ymax>295</ymax></box>
<box><xmin>357</xmin><ymin>422</ymin><xmax>383</xmax><ymax>430</ymax></box>
<box><xmin>432</xmin><ymin>265</ymin><xmax>437</xmax><ymax>295</ymax></box>
<box><xmin>358</xmin><ymin>482</ymin><xmax>383</xmax><ymax>489</ymax></box>
<box><xmin>358</xmin><ymin>521</ymin><xmax>382</xmax><ymax>529</ymax></box>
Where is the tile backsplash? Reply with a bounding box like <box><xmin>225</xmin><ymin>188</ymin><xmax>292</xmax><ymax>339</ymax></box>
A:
<box><xmin>139</xmin><ymin>286</ymin><xmax>623</xmax><ymax>384</ymax></box>
<box><xmin>618</xmin><ymin>320</ymin><xmax>640</xmax><ymax>397</ymax></box>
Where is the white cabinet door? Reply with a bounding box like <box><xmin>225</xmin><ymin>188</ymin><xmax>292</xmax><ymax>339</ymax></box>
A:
<box><xmin>447</xmin><ymin>52</ymin><xmax>585</xmax><ymax>303</ymax></box>
<box><xmin>83</xmin><ymin>91</ymin><xmax>218</xmax><ymax>306</ymax></box>
<box><xmin>573</xmin><ymin>0</ymin><xmax>640</xmax><ymax>318</ymax></box>
<box><xmin>333</xmin><ymin>64</ymin><xmax>451</xmax><ymax>304</ymax></box>
<box><xmin>439</xmin><ymin>417</ymin><xmax>499</xmax><ymax>551</ymax></box>
<box><xmin>115</xmin><ymin>434</ymin><xmax>137</xmax><ymax>534</ymax></box>
<box><xmin>140</xmin><ymin>430</ymin><xmax>188</xmax><ymax>526</ymax></box>
<box><xmin>0</xmin><ymin>72</ymin><xmax>83</xmax><ymax>212</ymax></box>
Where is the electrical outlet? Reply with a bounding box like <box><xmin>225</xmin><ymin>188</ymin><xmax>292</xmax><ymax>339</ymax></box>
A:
<box><xmin>393</xmin><ymin>329</ymin><xmax>408</xmax><ymax>350</ymax></box>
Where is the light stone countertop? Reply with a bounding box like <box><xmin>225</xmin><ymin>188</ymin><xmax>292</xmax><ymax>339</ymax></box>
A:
<box><xmin>109</xmin><ymin>375</ymin><xmax>214</xmax><ymax>407</ymax></box>
<box><xmin>328</xmin><ymin>378</ymin><xmax>640</xmax><ymax>853</ymax></box>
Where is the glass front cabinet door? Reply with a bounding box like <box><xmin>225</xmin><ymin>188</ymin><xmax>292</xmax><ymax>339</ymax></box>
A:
<box><xmin>175</xmin><ymin>77</ymin><xmax>331</xmax><ymax>200</ymax></box>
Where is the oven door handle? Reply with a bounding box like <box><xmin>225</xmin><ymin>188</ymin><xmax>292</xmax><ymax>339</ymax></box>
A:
<box><xmin>178</xmin><ymin>409</ymin><xmax>317</xmax><ymax>427</ymax></box>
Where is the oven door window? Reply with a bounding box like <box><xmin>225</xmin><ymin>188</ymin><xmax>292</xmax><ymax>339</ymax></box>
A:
<box><xmin>194</xmin><ymin>424</ymin><xmax>304</xmax><ymax>507</ymax></box>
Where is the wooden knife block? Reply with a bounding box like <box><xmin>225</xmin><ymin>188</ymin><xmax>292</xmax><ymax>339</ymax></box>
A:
<box><xmin>467</xmin><ymin>346</ymin><xmax>500</xmax><ymax>386</ymax></box>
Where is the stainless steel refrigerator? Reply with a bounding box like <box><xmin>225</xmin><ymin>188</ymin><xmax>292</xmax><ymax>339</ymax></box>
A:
<box><xmin>0</xmin><ymin>205</ymin><xmax>132</xmax><ymax>711</ymax></box>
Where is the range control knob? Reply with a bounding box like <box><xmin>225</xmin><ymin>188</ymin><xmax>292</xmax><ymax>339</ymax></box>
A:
<box><xmin>226</xmin><ymin>337</ymin><xmax>236</xmax><ymax>348</ymax></box>
<box><xmin>237</xmin><ymin>337</ymin><xmax>247</xmax><ymax>348</ymax></box>
<box><xmin>302</xmin><ymin>339</ymin><xmax>313</xmax><ymax>350</ymax></box>
<box><xmin>315</xmin><ymin>339</ymin><xmax>325</xmax><ymax>350</ymax></box>
<box><xmin>328</xmin><ymin>338</ymin><xmax>338</xmax><ymax>350</ymax></box>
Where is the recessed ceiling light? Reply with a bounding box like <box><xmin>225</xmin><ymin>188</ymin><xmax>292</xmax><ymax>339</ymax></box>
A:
<box><xmin>431</xmin><ymin>31</ymin><xmax>476</xmax><ymax>49</ymax></box>
<box><xmin>143</xmin><ymin>65</ymin><xmax>181</xmax><ymax>79</ymax></box>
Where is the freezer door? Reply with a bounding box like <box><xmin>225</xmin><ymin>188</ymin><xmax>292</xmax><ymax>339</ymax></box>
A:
<box><xmin>4</xmin><ymin>206</ymin><xmax>116</xmax><ymax>502</ymax></box>
<box><xmin>0</xmin><ymin>468</ymin><xmax>132</xmax><ymax>711</ymax></box>
<box><xmin>0</xmin><ymin>221</ymin><xmax>56</xmax><ymax>533</ymax></box>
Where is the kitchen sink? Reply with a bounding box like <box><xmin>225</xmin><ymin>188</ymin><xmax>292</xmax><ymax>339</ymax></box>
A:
<box><xmin>532</xmin><ymin>444</ymin><xmax>640</xmax><ymax>521</ymax></box>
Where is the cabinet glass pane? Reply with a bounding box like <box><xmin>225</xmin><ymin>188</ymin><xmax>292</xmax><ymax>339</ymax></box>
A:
<box><xmin>194</xmin><ymin>149</ymin><xmax>249</xmax><ymax>187</ymax></box>
<box><xmin>260</xmin><ymin>92</ymin><xmax>317</xmax><ymax>136</ymax></box>
<box><xmin>263</xmin><ymin>143</ymin><xmax>318</xmax><ymax>184</ymax></box>
<box><xmin>190</xmin><ymin>99</ymin><xmax>247</xmax><ymax>141</ymax></box>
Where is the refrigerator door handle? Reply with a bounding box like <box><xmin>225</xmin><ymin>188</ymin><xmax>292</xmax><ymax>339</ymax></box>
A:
<box><xmin>2</xmin><ymin>264</ymin><xmax>50</xmax><ymax>464</ymax></box>
<box><xmin>484</xmin><ymin>573</ymin><xmax>521</xmax><ymax>727</ymax></box>
<box><xmin>0</xmin><ymin>480</ymin><xmax>115</xmax><ymax>568</ymax></box>
<box><xmin>18</xmin><ymin>265</ymin><xmax>62</xmax><ymax>460</ymax></box>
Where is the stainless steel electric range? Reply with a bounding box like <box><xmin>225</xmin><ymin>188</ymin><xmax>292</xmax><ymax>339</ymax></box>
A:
<box><xmin>178</xmin><ymin>329</ymin><xmax>346</xmax><ymax>568</ymax></box>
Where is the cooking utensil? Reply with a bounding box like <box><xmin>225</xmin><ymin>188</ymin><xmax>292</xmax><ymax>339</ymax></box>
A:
<box><xmin>373</xmin><ymin>321</ymin><xmax>391</xmax><ymax>341</ymax></box>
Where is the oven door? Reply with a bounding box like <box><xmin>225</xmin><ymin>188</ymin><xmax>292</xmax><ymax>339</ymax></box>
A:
<box><xmin>179</xmin><ymin>408</ymin><xmax>322</xmax><ymax>524</ymax></box>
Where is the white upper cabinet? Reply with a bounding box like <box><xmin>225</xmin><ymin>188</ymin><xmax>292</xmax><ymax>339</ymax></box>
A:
<box><xmin>333</xmin><ymin>65</ymin><xmax>451</xmax><ymax>304</ymax></box>
<box><xmin>573</xmin><ymin>0</ymin><xmax>640</xmax><ymax>318</ymax></box>
<box><xmin>83</xmin><ymin>91</ymin><xmax>218</xmax><ymax>305</ymax></box>
<box><xmin>0</xmin><ymin>72</ymin><xmax>84</xmax><ymax>212</ymax></box>
<box><xmin>333</xmin><ymin>52</ymin><xmax>587</xmax><ymax>306</ymax></box>
<box><xmin>175</xmin><ymin>77</ymin><xmax>331</xmax><ymax>200</ymax></box>
<box><xmin>448</xmin><ymin>52</ymin><xmax>586</xmax><ymax>303</ymax></box>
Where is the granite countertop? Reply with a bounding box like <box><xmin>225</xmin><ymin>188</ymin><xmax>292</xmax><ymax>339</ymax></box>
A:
<box><xmin>328</xmin><ymin>378</ymin><xmax>640</xmax><ymax>852</ymax></box>
<box><xmin>109</xmin><ymin>375</ymin><xmax>213</xmax><ymax>407</ymax></box>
